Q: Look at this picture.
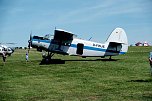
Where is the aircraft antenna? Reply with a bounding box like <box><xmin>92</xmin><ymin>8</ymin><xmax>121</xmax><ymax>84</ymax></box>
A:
<box><xmin>88</xmin><ymin>37</ymin><xmax>92</xmax><ymax>41</ymax></box>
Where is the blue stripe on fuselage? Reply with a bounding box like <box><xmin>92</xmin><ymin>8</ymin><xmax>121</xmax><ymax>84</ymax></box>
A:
<box><xmin>70</xmin><ymin>44</ymin><xmax>126</xmax><ymax>54</ymax></box>
<box><xmin>70</xmin><ymin>44</ymin><xmax>106</xmax><ymax>52</ymax></box>
<box><xmin>32</xmin><ymin>39</ymin><xmax>126</xmax><ymax>54</ymax></box>
<box><xmin>32</xmin><ymin>39</ymin><xmax>50</xmax><ymax>43</ymax></box>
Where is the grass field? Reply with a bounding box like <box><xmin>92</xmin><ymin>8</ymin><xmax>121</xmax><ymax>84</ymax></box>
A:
<box><xmin>1</xmin><ymin>46</ymin><xmax>152</xmax><ymax>101</ymax></box>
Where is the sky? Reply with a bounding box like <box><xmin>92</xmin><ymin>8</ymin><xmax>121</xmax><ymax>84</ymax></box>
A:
<box><xmin>0</xmin><ymin>0</ymin><xmax>152</xmax><ymax>47</ymax></box>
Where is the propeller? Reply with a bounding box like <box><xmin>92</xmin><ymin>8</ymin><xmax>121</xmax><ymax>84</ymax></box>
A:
<box><xmin>28</xmin><ymin>34</ymin><xmax>32</xmax><ymax>52</ymax></box>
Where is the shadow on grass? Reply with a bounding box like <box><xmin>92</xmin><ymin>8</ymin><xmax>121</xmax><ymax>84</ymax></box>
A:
<box><xmin>39</xmin><ymin>59</ymin><xmax>65</xmax><ymax>65</ymax></box>
<box><xmin>128</xmin><ymin>79</ymin><xmax>152</xmax><ymax>82</ymax></box>
<box><xmin>39</xmin><ymin>58</ymin><xmax>119</xmax><ymax>65</ymax></box>
<box><xmin>0</xmin><ymin>64</ymin><xmax>4</xmax><ymax>66</ymax></box>
<box><xmin>65</xmin><ymin>58</ymin><xmax>119</xmax><ymax>61</ymax></box>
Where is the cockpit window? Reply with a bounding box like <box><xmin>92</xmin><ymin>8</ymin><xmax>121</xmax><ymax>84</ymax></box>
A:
<box><xmin>4</xmin><ymin>48</ymin><xmax>7</xmax><ymax>51</ymax></box>
<box><xmin>33</xmin><ymin>36</ymin><xmax>43</xmax><ymax>40</ymax></box>
<box><xmin>33</xmin><ymin>35</ymin><xmax>50</xmax><ymax>40</ymax></box>
<box><xmin>8</xmin><ymin>48</ymin><xmax>11</xmax><ymax>51</ymax></box>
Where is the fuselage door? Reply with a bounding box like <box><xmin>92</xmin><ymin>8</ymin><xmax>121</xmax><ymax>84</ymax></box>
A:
<box><xmin>76</xmin><ymin>43</ymin><xmax>84</xmax><ymax>55</ymax></box>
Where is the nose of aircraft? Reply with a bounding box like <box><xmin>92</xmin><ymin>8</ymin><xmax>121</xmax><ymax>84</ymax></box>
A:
<box><xmin>10</xmin><ymin>48</ymin><xmax>14</xmax><ymax>53</ymax></box>
<box><xmin>9</xmin><ymin>47</ymin><xmax>14</xmax><ymax>54</ymax></box>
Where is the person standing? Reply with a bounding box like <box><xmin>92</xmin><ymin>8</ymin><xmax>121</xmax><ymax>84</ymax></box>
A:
<box><xmin>149</xmin><ymin>52</ymin><xmax>152</xmax><ymax>76</ymax></box>
<box><xmin>2</xmin><ymin>51</ymin><xmax>6</xmax><ymax>65</ymax></box>
<box><xmin>26</xmin><ymin>52</ymin><xmax>29</xmax><ymax>62</ymax></box>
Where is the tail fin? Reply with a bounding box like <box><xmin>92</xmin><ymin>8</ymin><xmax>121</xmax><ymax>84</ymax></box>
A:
<box><xmin>106</xmin><ymin>28</ymin><xmax>128</xmax><ymax>44</ymax></box>
<box><xmin>105</xmin><ymin>28</ymin><xmax>128</xmax><ymax>56</ymax></box>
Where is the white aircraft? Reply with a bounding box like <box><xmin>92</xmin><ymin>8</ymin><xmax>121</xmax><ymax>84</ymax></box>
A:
<box><xmin>28</xmin><ymin>28</ymin><xmax>128</xmax><ymax>61</ymax></box>
<box><xmin>0</xmin><ymin>45</ymin><xmax>14</xmax><ymax>56</ymax></box>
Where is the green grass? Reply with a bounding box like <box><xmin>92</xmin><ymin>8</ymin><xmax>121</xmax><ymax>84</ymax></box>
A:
<box><xmin>1</xmin><ymin>46</ymin><xmax>152</xmax><ymax>101</ymax></box>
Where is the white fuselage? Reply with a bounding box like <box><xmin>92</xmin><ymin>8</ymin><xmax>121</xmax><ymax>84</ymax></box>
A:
<box><xmin>30</xmin><ymin>28</ymin><xmax>128</xmax><ymax>58</ymax></box>
<box><xmin>31</xmin><ymin>38</ymin><xmax>126</xmax><ymax>57</ymax></box>
<box><xmin>67</xmin><ymin>38</ymin><xmax>107</xmax><ymax>56</ymax></box>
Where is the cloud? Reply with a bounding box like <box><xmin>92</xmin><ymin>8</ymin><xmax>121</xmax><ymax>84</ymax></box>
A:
<box><xmin>55</xmin><ymin>1</ymin><xmax>112</xmax><ymax>24</ymax></box>
<box><xmin>55</xmin><ymin>0</ymin><xmax>151</xmax><ymax>25</ymax></box>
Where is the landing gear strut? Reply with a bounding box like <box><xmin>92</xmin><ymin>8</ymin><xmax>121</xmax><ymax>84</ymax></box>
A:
<box><xmin>44</xmin><ymin>52</ymin><xmax>54</xmax><ymax>61</ymax></box>
<box><xmin>40</xmin><ymin>51</ymin><xmax>54</xmax><ymax>64</ymax></box>
<box><xmin>109</xmin><ymin>56</ymin><xmax>112</xmax><ymax>60</ymax></box>
<box><xmin>40</xmin><ymin>52</ymin><xmax>65</xmax><ymax>64</ymax></box>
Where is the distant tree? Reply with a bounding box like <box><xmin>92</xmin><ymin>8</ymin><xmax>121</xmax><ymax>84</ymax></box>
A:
<box><xmin>24</xmin><ymin>47</ymin><xmax>27</xmax><ymax>50</ymax></box>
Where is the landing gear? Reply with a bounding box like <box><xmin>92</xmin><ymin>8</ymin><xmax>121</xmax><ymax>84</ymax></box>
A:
<box><xmin>109</xmin><ymin>56</ymin><xmax>112</xmax><ymax>60</ymax></box>
<box><xmin>40</xmin><ymin>51</ymin><xmax>54</xmax><ymax>64</ymax></box>
<box><xmin>44</xmin><ymin>52</ymin><xmax>54</xmax><ymax>62</ymax></box>
<box><xmin>40</xmin><ymin>51</ymin><xmax>65</xmax><ymax>64</ymax></box>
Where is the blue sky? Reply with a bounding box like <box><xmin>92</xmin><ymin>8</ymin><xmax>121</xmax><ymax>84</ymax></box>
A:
<box><xmin>0</xmin><ymin>0</ymin><xmax>152</xmax><ymax>47</ymax></box>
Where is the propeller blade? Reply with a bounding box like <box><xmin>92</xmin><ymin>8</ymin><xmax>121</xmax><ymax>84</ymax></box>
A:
<box><xmin>28</xmin><ymin>34</ymin><xmax>32</xmax><ymax>52</ymax></box>
<box><xmin>30</xmin><ymin>34</ymin><xmax>32</xmax><ymax>41</ymax></box>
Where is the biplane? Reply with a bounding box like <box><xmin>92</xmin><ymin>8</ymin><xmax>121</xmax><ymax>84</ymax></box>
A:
<box><xmin>28</xmin><ymin>28</ymin><xmax>128</xmax><ymax>61</ymax></box>
<box><xmin>0</xmin><ymin>44</ymin><xmax>14</xmax><ymax>56</ymax></box>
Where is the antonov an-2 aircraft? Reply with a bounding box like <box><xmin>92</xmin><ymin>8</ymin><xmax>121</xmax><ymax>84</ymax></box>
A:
<box><xmin>28</xmin><ymin>28</ymin><xmax>128</xmax><ymax>61</ymax></box>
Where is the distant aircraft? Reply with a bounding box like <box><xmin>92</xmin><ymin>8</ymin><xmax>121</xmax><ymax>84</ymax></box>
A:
<box><xmin>0</xmin><ymin>45</ymin><xmax>14</xmax><ymax>56</ymax></box>
<box><xmin>28</xmin><ymin>28</ymin><xmax>128</xmax><ymax>61</ymax></box>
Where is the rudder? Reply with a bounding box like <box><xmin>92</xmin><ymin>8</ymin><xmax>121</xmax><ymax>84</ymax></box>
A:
<box><xmin>106</xmin><ymin>28</ymin><xmax>128</xmax><ymax>44</ymax></box>
<box><xmin>105</xmin><ymin>28</ymin><xmax>128</xmax><ymax>56</ymax></box>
